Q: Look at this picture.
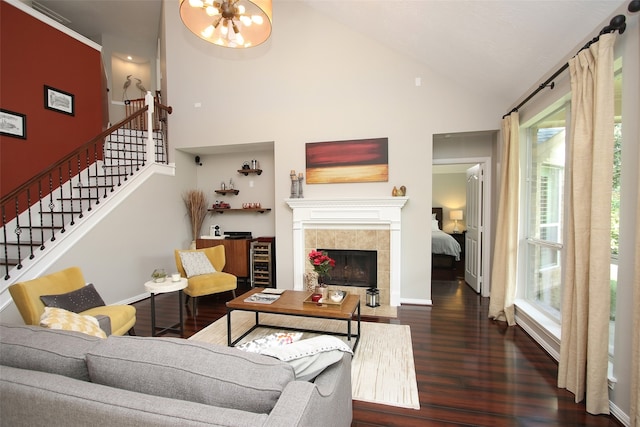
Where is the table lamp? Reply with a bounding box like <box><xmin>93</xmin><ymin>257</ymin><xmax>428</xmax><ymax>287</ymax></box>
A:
<box><xmin>450</xmin><ymin>210</ymin><xmax>463</xmax><ymax>233</ymax></box>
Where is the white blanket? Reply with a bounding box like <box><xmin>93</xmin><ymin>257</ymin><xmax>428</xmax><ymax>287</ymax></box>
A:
<box><xmin>432</xmin><ymin>230</ymin><xmax>462</xmax><ymax>260</ymax></box>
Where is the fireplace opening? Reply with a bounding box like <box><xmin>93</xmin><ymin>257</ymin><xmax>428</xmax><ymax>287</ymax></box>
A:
<box><xmin>319</xmin><ymin>249</ymin><xmax>377</xmax><ymax>288</ymax></box>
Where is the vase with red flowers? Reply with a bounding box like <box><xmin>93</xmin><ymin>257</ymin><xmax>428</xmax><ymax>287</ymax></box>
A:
<box><xmin>308</xmin><ymin>250</ymin><xmax>335</xmax><ymax>298</ymax></box>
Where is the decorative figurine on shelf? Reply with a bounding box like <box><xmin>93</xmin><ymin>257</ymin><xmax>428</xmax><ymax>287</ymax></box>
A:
<box><xmin>297</xmin><ymin>172</ymin><xmax>304</xmax><ymax>198</ymax></box>
<box><xmin>290</xmin><ymin>170</ymin><xmax>299</xmax><ymax>198</ymax></box>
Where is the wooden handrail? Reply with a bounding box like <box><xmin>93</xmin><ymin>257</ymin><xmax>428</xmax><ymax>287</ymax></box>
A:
<box><xmin>0</xmin><ymin>102</ymin><xmax>171</xmax><ymax>205</ymax></box>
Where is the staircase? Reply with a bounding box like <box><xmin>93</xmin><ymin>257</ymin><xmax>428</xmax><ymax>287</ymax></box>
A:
<box><xmin>0</xmin><ymin>94</ymin><xmax>172</xmax><ymax>286</ymax></box>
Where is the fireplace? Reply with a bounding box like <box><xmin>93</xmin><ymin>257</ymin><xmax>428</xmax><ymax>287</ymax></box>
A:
<box><xmin>319</xmin><ymin>249</ymin><xmax>377</xmax><ymax>288</ymax></box>
<box><xmin>286</xmin><ymin>197</ymin><xmax>407</xmax><ymax>306</ymax></box>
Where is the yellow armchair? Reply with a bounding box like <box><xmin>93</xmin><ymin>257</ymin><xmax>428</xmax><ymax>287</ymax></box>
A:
<box><xmin>8</xmin><ymin>266</ymin><xmax>136</xmax><ymax>336</ymax></box>
<box><xmin>174</xmin><ymin>245</ymin><xmax>237</xmax><ymax>313</ymax></box>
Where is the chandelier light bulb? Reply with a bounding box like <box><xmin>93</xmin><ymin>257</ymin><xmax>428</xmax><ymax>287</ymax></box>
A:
<box><xmin>189</xmin><ymin>0</ymin><xmax>203</xmax><ymax>7</ymax></box>
<box><xmin>236</xmin><ymin>32</ymin><xmax>245</xmax><ymax>46</ymax></box>
<box><xmin>201</xmin><ymin>24</ymin><xmax>214</xmax><ymax>38</ymax></box>
<box><xmin>221</xmin><ymin>23</ymin><xmax>228</xmax><ymax>36</ymax></box>
<box><xmin>240</xmin><ymin>15</ymin><xmax>252</xmax><ymax>26</ymax></box>
<box><xmin>252</xmin><ymin>15</ymin><xmax>263</xmax><ymax>25</ymax></box>
<box><xmin>237</xmin><ymin>4</ymin><xmax>246</xmax><ymax>14</ymax></box>
<box><xmin>205</xmin><ymin>6</ymin><xmax>218</xmax><ymax>16</ymax></box>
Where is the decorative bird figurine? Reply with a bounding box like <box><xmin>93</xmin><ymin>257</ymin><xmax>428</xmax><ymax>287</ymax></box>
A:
<box><xmin>122</xmin><ymin>75</ymin><xmax>132</xmax><ymax>101</ymax></box>
<box><xmin>135</xmin><ymin>78</ymin><xmax>147</xmax><ymax>97</ymax></box>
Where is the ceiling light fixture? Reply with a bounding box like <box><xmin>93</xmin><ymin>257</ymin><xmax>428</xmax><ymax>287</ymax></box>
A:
<box><xmin>179</xmin><ymin>0</ymin><xmax>272</xmax><ymax>48</ymax></box>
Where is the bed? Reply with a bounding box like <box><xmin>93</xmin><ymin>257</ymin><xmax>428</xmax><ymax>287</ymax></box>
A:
<box><xmin>431</xmin><ymin>208</ymin><xmax>462</xmax><ymax>272</ymax></box>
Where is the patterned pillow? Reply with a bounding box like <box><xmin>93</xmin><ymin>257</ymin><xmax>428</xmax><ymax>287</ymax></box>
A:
<box><xmin>40</xmin><ymin>283</ymin><xmax>106</xmax><ymax>313</ymax></box>
<box><xmin>40</xmin><ymin>307</ymin><xmax>107</xmax><ymax>339</ymax></box>
<box><xmin>179</xmin><ymin>251</ymin><xmax>216</xmax><ymax>278</ymax></box>
<box><xmin>260</xmin><ymin>335</ymin><xmax>353</xmax><ymax>381</ymax></box>
<box><xmin>235</xmin><ymin>332</ymin><xmax>303</xmax><ymax>354</ymax></box>
<box><xmin>260</xmin><ymin>335</ymin><xmax>352</xmax><ymax>362</ymax></box>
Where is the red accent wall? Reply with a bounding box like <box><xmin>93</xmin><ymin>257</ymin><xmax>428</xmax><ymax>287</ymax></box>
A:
<box><xmin>0</xmin><ymin>2</ymin><xmax>103</xmax><ymax>197</ymax></box>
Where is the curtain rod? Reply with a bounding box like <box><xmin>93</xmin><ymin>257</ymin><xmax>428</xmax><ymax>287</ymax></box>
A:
<box><xmin>502</xmin><ymin>12</ymin><xmax>631</xmax><ymax>119</ymax></box>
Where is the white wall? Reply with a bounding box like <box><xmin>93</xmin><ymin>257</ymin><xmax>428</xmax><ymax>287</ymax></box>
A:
<box><xmin>162</xmin><ymin>0</ymin><xmax>503</xmax><ymax>303</ymax></box>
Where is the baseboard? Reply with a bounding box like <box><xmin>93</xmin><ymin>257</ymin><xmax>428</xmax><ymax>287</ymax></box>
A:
<box><xmin>400</xmin><ymin>298</ymin><xmax>432</xmax><ymax>306</ymax></box>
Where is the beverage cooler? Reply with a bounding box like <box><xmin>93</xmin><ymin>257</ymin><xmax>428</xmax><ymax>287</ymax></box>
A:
<box><xmin>250</xmin><ymin>237</ymin><xmax>276</xmax><ymax>288</ymax></box>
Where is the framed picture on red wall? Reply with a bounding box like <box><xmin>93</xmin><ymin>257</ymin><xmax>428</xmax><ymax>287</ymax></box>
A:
<box><xmin>44</xmin><ymin>85</ymin><xmax>74</xmax><ymax>116</ymax></box>
<box><xmin>0</xmin><ymin>109</ymin><xmax>27</xmax><ymax>139</ymax></box>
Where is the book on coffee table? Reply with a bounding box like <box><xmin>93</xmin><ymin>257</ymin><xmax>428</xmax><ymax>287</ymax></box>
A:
<box><xmin>260</xmin><ymin>288</ymin><xmax>285</xmax><ymax>295</ymax></box>
<box><xmin>244</xmin><ymin>293</ymin><xmax>281</xmax><ymax>304</ymax></box>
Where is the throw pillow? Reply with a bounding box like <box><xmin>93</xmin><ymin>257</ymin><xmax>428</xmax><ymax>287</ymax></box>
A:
<box><xmin>179</xmin><ymin>251</ymin><xmax>216</xmax><ymax>278</ymax></box>
<box><xmin>40</xmin><ymin>283</ymin><xmax>106</xmax><ymax>313</ymax></box>
<box><xmin>432</xmin><ymin>219</ymin><xmax>440</xmax><ymax>231</ymax></box>
<box><xmin>260</xmin><ymin>335</ymin><xmax>353</xmax><ymax>381</ymax></box>
<box><xmin>40</xmin><ymin>307</ymin><xmax>107</xmax><ymax>339</ymax></box>
<box><xmin>235</xmin><ymin>332</ymin><xmax>303</xmax><ymax>354</ymax></box>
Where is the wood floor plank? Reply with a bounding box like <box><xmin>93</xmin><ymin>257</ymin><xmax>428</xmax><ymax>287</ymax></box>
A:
<box><xmin>131</xmin><ymin>279</ymin><xmax>624</xmax><ymax>427</ymax></box>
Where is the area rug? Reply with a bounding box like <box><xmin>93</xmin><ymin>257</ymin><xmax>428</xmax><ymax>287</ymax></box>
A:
<box><xmin>189</xmin><ymin>312</ymin><xmax>420</xmax><ymax>410</ymax></box>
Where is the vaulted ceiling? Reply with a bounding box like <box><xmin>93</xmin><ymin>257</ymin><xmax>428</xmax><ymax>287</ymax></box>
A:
<box><xmin>31</xmin><ymin>0</ymin><xmax>626</xmax><ymax>107</ymax></box>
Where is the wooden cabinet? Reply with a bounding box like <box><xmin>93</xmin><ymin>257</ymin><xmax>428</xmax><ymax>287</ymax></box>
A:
<box><xmin>196</xmin><ymin>238</ymin><xmax>251</xmax><ymax>279</ymax></box>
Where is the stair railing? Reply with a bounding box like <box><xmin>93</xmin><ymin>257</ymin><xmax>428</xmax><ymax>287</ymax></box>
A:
<box><xmin>0</xmin><ymin>94</ymin><xmax>172</xmax><ymax>280</ymax></box>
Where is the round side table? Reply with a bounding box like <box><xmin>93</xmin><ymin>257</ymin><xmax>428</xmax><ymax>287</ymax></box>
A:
<box><xmin>144</xmin><ymin>278</ymin><xmax>187</xmax><ymax>337</ymax></box>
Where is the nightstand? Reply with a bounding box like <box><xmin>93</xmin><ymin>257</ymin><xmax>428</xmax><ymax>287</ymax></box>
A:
<box><xmin>449</xmin><ymin>231</ymin><xmax>466</xmax><ymax>258</ymax></box>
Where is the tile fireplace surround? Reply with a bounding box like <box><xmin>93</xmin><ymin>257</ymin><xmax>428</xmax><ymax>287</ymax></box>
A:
<box><xmin>286</xmin><ymin>197</ymin><xmax>408</xmax><ymax>307</ymax></box>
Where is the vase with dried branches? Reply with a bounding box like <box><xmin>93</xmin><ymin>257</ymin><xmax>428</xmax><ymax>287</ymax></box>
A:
<box><xmin>182</xmin><ymin>189</ymin><xmax>207</xmax><ymax>248</ymax></box>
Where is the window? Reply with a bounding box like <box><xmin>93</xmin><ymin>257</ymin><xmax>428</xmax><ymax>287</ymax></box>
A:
<box><xmin>521</xmin><ymin>66</ymin><xmax>622</xmax><ymax>350</ymax></box>
<box><xmin>609</xmin><ymin>67</ymin><xmax>622</xmax><ymax>357</ymax></box>
<box><xmin>524</xmin><ymin>107</ymin><xmax>567</xmax><ymax>320</ymax></box>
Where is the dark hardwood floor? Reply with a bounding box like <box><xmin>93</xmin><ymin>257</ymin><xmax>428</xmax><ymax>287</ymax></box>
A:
<box><xmin>131</xmin><ymin>279</ymin><xmax>623</xmax><ymax>427</ymax></box>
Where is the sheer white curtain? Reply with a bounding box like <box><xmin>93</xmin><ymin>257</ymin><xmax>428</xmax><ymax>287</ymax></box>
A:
<box><xmin>557</xmin><ymin>33</ymin><xmax>616</xmax><ymax>415</ymax></box>
<box><xmin>488</xmin><ymin>112</ymin><xmax>519</xmax><ymax>326</ymax></box>
<box><xmin>631</xmin><ymin>128</ymin><xmax>640</xmax><ymax>426</ymax></box>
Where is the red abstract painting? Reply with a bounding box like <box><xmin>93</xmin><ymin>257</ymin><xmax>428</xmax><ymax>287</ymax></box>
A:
<box><xmin>305</xmin><ymin>138</ymin><xmax>388</xmax><ymax>184</ymax></box>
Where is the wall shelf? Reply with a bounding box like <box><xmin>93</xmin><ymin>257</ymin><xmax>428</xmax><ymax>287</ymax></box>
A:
<box><xmin>208</xmin><ymin>208</ymin><xmax>271</xmax><ymax>214</ymax></box>
<box><xmin>214</xmin><ymin>189</ymin><xmax>239</xmax><ymax>195</ymax></box>
<box><xmin>237</xmin><ymin>168</ymin><xmax>262</xmax><ymax>176</ymax></box>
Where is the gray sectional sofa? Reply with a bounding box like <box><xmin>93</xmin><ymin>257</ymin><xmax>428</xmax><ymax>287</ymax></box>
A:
<box><xmin>0</xmin><ymin>324</ymin><xmax>353</xmax><ymax>426</ymax></box>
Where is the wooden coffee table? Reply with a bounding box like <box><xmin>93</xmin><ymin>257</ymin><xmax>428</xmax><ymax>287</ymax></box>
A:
<box><xmin>226</xmin><ymin>288</ymin><xmax>361</xmax><ymax>351</ymax></box>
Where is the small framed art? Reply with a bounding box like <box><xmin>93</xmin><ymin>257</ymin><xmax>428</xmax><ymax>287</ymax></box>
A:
<box><xmin>0</xmin><ymin>109</ymin><xmax>27</xmax><ymax>139</ymax></box>
<box><xmin>44</xmin><ymin>85</ymin><xmax>74</xmax><ymax>116</ymax></box>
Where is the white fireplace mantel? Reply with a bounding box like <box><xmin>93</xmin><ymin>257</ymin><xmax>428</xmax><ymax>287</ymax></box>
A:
<box><xmin>286</xmin><ymin>197</ymin><xmax>408</xmax><ymax>306</ymax></box>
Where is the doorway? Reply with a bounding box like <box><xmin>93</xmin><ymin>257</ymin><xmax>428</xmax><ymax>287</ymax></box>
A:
<box><xmin>432</xmin><ymin>131</ymin><xmax>496</xmax><ymax>297</ymax></box>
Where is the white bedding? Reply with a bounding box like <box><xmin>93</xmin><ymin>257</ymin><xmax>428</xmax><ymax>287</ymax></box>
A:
<box><xmin>432</xmin><ymin>230</ymin><xmax>462</xmax><ymax>261</ymax></box>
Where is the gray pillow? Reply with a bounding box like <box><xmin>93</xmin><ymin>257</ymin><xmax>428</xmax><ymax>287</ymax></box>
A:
<box><xmin>86</xmin><ymin>335</ymin><xmax>295</xmax><ymax>414</ymax></box>
<box><xmin>40</xmin><ymin>283</ymin><xmax>105</xmax><ymax>313</ymax></box>
<box><xmin>0</xmin><ymin>323</ymin><xmax>102</xmax><ymax>381</ymax></box>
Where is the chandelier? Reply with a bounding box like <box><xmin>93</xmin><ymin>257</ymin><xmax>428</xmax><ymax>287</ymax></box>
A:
<box><xmin>179</xmin><ymin>0</ymin><xmax>272</xmax><ymax>48</ymax></box>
